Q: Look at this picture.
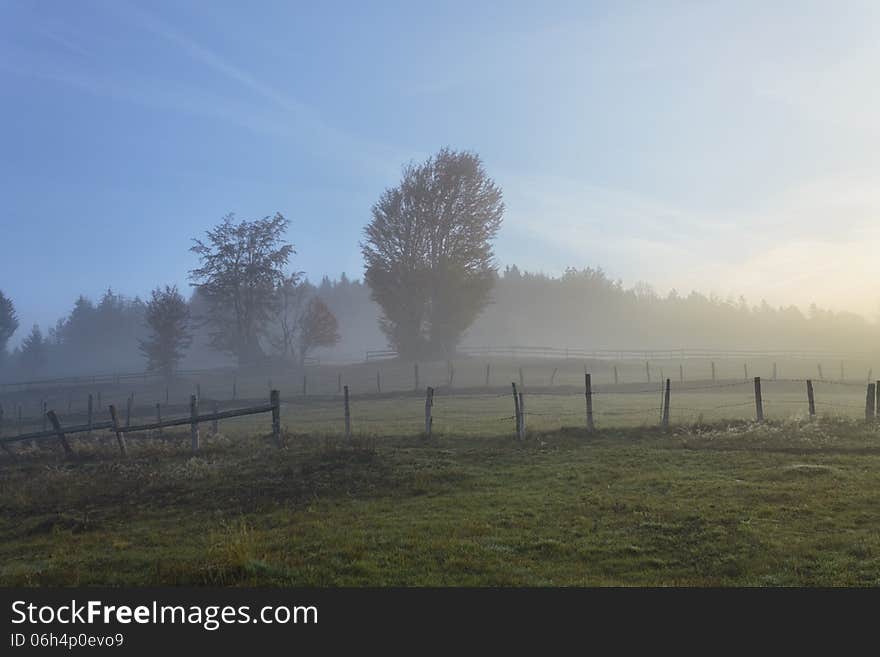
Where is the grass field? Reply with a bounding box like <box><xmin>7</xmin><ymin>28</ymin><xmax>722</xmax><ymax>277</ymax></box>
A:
<box><xmin>3</xmin><ymin>412</ymin><xmax>880</xmax><ymax>586</ymax></box>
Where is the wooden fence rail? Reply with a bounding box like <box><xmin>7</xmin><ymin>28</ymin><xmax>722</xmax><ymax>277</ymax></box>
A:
<box><xmin>0</xmin><ymin>391</ymin><xmax>281</xmax><ymax>456</ymax></box>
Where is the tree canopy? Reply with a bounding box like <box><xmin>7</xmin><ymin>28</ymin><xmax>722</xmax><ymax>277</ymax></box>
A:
<box><xmin>362</xmin><ymin>147</ymin><xmax>504</xmax><ymax>359</ymax></box>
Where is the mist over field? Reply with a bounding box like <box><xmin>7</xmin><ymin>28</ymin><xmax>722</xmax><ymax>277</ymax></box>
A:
<box><xmin>5</xmin><ymin>1</ymin><xmax>880</xmax><ymax>595</ymax></box>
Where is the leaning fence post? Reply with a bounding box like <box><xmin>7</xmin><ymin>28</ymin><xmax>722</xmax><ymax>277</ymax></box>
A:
<box><xmin>866</xmin><ymin>384</ymin><xmax>876</xmax><ymax>423</ymax></box>
<box><xmin>108</xmin><ymin>404</ymin><xmax>127</xmax><ymax>456</ymax></box>
<box><xmin>876</xmin><ymin>381</ymin><xmax>880</xmax><ymax>422</ymax></box>
<box><xmin>424</xmin><ymin>386</ymin><xmax>434</xmax><ymax>436</ymax></box>
<box><xmin>806</xmin><ymin>380</ymin><xmax>815</xmax><ymax>419</ymax></box>
<box><xmin>754</xmin><ymin>376</ymin><xmax>764</xmax><ymax>422</ymax></box>
<box><xmin>343</xmin><ymin>385</ymin><xmax>351</xmax><ymax>439</ymax></box>
<box><xmin>87</xmin><ymin>393</ymin><xmax>93</xmax><ymax>438</ymax></box>
<box><xmin>585</xmin><ymin>373</ymin><xmax>594</xmax><ymax>433</ymax></box>
<box><xmin>270</xmin><ymin>389</ymin><xmax>281</xmax><ymax>447</ymax></box>
<box><xmin>46</xmin><ymin>410</ymin><xmax>74</xmax><ymax>457</ymax></box>
<box><xmin>512</xmin><ymin>382</ymin><xmax>521</xmax><ymax>438</ymax></box>
<box><xmin>518</xmin><ymin>391</ymin><xmax>526</xmax><ymax>439</ymax></box>
<box><xmin>190</xmin><ymin>394</ymin><xmax>199</xmax><ymax>452</ymax></box>
<box><xmin>662</xmin><ymin>378</ymin><xmax>671</xmax><ymax>429</ymax></box>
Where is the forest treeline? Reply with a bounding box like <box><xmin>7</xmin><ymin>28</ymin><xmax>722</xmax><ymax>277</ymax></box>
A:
<box><xmin>1</xmin><ymin>265</ymin><xmax>876</xmax><ymax>381</ymax></box>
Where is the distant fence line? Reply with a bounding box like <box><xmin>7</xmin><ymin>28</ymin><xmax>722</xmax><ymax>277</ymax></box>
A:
<box><xmin>365</xmin><ymin>345</ymin><xmax>879</xmax><ymax>362</ymax></box>
<box><xmin>0</xmin><ymin>358</ymin><xmax>320</xmax><ymax>392</ymax></box>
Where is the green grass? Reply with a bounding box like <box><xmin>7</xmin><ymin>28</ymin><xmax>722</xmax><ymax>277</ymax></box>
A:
<box><xmin>3</xmin><ymin>415</ymin><xmax>880</xmax><ymax>586</ymax></box>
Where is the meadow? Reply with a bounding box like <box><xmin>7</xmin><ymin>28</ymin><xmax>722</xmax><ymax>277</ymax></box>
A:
<box><xmin>2</xmin><ymin>355</ymin><xmax>880</xmax><ymax>586</ymax></box>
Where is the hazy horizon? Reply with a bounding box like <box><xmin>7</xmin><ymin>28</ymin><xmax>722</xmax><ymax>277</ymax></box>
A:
<box><xmin>4</xmin><ymin>0</ymin><xmax>880</xmax><ymax>344</ymax></box>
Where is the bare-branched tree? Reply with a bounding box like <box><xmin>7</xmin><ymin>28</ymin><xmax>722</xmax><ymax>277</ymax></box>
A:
<box><xmin>190</xmin><ymin>213</ymin><xmax>295</xmax><ymax>366</ymax></box>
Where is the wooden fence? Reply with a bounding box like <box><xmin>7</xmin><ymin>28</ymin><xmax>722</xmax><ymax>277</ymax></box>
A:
<box><xmin>366</xmin><ymin>345</ymin><xmax>876</xmax><ymax>362</ymax></box>
<box><xmin>0</xmin><ymin>390</ymin><xmax>282</xmax><ymax>457</ymax></box>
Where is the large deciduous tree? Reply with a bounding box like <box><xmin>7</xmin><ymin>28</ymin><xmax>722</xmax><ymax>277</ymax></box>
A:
<box><xmin>190</xmin><ymin>213</ymin><xmax>295</xmax><ymax>366</ymax></box>
<box><xmin>361</xmin><ymin>148</ymin><xmax>504</xmax><ymax>359</ymax></box>
<box><xmin>140</xmin><ymin>285</ymin><xmax>192</xmax><ymax>381</ymax></box>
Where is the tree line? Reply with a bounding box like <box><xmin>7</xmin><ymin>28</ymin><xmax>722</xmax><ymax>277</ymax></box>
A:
<box><xmin>2</xmin><ymin>146</ymin><xmax>879</xmax><ymax>381</ymax></box>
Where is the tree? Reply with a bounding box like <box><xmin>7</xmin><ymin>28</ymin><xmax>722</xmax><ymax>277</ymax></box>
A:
<box><xmin>190</xmin><ymin>213</ymin><xmax>296</xmax><ymax>365</ymax></box>
<box><xmin>361</xmin><ymin>147</ymin><xmax>504</xmax><ymax>359</ymax></box>
<box><xmin>268</xmin><ymin>275</ymin><xmax>308</xmax><ymax>360</ymax></box>
<box><xmin>140</xmin><ymin>285</ymin><xmax>192</xmax><ymax>380</ymax></box>
<box><xmin>19</xmin><ymin>324</ymin><xmax>47</xmax><ymax>376</ymax></box>
<box><xmin>296</xmin><ymin>296</ymin><xmax>340</xmax><ymax>366</ymax></box>
<box><xmin>0</xmin><ymin>290</ymin><xmax>18</xmax><ymax>367</ymax></box>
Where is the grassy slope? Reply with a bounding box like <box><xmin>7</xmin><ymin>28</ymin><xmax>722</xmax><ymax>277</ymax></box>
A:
<box><xmin>2</xmin><ymin>418</ymin><xmax>880</xmax><ymax>586</ymax></box>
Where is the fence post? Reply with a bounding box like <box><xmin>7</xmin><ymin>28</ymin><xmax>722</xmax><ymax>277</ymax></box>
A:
<box><xmin>518</xmin><ymin>391</ymin><xmax>525</xmax><ymax>439</ymax></box>
<box><xmin>270</xmin><ymin>390</ymin><xmax>281</xmax><ymax>447</ymax></box>
<box><xmin>876</xmin><ymin>381</ymin><xmax>880</xmax><ymax>422</ymax></box>
<box><xmin>806</xmin><ymin>380</ymin><xmax>815</xmax><ymax>419</ymax></box>
<box><xmin>424</xmin><ymin>386</ymin><xmax>434</xmax><ymax>436</ymax></box>
<box><xmin>376</xmin><ymin>371</ymin><xmax>381</xmax><ymax>394</ymax></box>
<box><xmin>448</xmin><ymin>361</ymin><xmax>455</xmax><ymax>387</ymax></box>
<box><xmin>87</xmin><ymin>393</ymin><xmax>93</xmax><ymax>438</ymax></box>
<box><xmin>46</xmin><ymin>410</ymin><xmax>74</xmax><ymax>458</ymax></box>
<box><xmin>156</xmin><ymin>402</ymin><xmax>163</xmax><ymax>435</ymax></box>
<box><xmin>584</xmin><ymin>373</ymin><xmax>595</xmax><ymax>432</ymax></box>
<box><xmin>344</xmin><ymin>385</ymin><xmax>351</xmax><ymax>439</ymax></box>
<box><xmin>772</xmin><ymin>362</ymin><xmax>777</xmax><ymax>381</ymax></box>
<box><xmin>485</xmin><ymin>363</ymin><xmax>490</xmax><ymax>387</ymax></box>
<box><xmin>868</xmin><ymin>369</ymin><xmax>873</xmax><ymax>385</ymax></box>
<box><xmin>190</xmin><ymin>394</ymin><xmax>199</xmax><ymax>452</ymax></box>
<box><xmin>614</xmin><ymin>365</ymin><xmax>619</xmax><ymax>385</ymax></box>
<box><xmin>0</xmin><ymin>405</ymin><xmax>11</xmax><ymax>457</ymax></box>
<box><xmin>512</xmin><ymin>382</ymin><xmax>521</xmax><ymax>438</ymax></box>
<box><xmin>550</xmin><ymin>367</ymin><xmax>558</xmax><ymax>386</ymax></box>
<box><xmin>212</xmin><ymin>401</ymin><xmax>220</xmax><ymax>435</ymax></box>
<box><xmin>414</xmin><ymin>363</ymin><xmax>419</xmax><ymax>392</ymax></box>
<box><xmin>711</xmin><ymin>362</ymin><xmax>716</xmax><ymax>383</ymax></box>
<box><xmin>866</xmin><ymin>384</ymin><xmax>876</xmax><ymax>423</ymax></box>
<box><xmin>108</xmin><ymin>404</ymin><xmax>127</xmax><ymax>455</ymax></box>
<box><xmin>662</xmin><ymin>378</ymin><xmax>671</xmax><ymax>429</ymax></box>
<box><xmin>743</xmin><ymin>363</ymin><xmax>748</xmax><ymax>381</ymax></box>
<box><xmin>817</xmin><ymin>364</ymin><xmax>824</xmax><ymax>380</ymax></box>
<box><xmin>754</xmin><ymin>377</ymin><xmax>764</xmax><ymax>422</ymax></box>
<box><xmin>645</xmin><ymin>361</ymin><xmax>651</xmax><ymax>383</ymax></box>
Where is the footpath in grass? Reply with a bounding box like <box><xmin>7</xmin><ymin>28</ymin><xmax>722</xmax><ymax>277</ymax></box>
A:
<box><xmin>2</xmin><ymin>418</ymin><xmax>880</xmax><ymax>586</ymax></box>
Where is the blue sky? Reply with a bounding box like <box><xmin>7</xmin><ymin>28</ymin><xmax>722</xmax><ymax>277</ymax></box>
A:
<box><xmin>3</xmin><ymin>0</ymin><xmax>880</xmax><ymax>343</ymax></box>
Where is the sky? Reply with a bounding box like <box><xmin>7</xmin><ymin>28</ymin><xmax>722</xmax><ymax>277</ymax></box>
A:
<box><xmin>3</xmin><ymin>0</ymin><xmax>880</xmax><ymax>344</ymax></box>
